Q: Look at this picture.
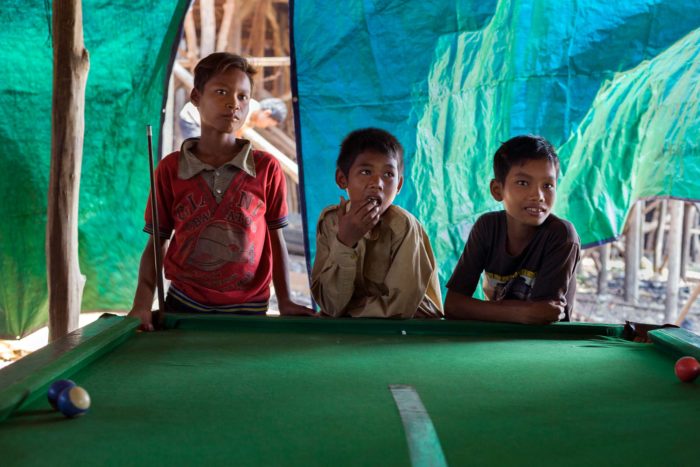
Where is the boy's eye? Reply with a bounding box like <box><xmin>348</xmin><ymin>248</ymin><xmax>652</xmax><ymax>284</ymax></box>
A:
<box><xmin>216</xmin><ymin>89</ymin><xmax>227</xmax><ymax>95</ymax></box>
<box><xmin>359</xmin><ymin>169</ymin><xmax>371</xmax><ymax>175</ymax></box>
<box><xmin>238</xmin><ymin>94</ymin><xmax>249</xmax><ymax>101</ymax></box>
<box><xmin>384</xmin><ymin>172</ymin><xmax>395</xmax><ymax>178</ymax></box>
<box><xmin>544</xmin><ymin>183</ymin><xmax>555</xmax><ymax>190</ymax></box>
<box><xmin>516</xmin><ymin>180</ymin><xmax>528</xmax><ymax>186</ymax></box>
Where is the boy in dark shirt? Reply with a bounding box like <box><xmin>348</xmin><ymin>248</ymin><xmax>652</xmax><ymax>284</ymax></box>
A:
<box><xmin>445</xmin><ymin>135</ymin><xmax>580</xmax><ymax>324</ymax></box>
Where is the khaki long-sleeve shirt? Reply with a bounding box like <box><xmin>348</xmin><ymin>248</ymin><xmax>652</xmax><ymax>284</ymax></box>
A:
<box><xmin>311</xmin><ymin>204</ymin><xmax>443</xmax><ymax>318</ymax></box>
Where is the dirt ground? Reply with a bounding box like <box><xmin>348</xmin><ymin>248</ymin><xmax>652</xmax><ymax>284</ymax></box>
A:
<box><xmin>572</xmin><ymin>254</ymin><xmax>700</xmax><ymax>334</ymax></box>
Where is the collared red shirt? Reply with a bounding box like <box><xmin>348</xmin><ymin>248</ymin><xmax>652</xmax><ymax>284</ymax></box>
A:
<box><xmin>143</xmin><ymin>140</ymin><xmax>288</xmax><ymax>308</ymax></box>
<box><xmin>178</xmin><ymin>138</ymin><xmax>256</xmax><ymax>203</ymax></box>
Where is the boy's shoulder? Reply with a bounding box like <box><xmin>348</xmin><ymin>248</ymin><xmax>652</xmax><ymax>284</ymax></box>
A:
<box><xmin>382</xmin><ymin>204</ymin><xmax>424</xmax><ymax>235</ymax></box>
<box><xmin>250</xmin><ymin>148</ymin><xmax>280</xmax><ymax>170</ymax></box>
<box><xmin>156</xmin><ymin>150</ymin><xmax>181</xmax><ymax>173</ymax></box>
<box><xmin>542</xmin><ymin>213</ymin><xmax>580</xmax><ymax>245</ymax></box>
<box><xmin>474</xmin><ymin>210</ymin><xmax>578</xmax><ymax>243</ymax></box>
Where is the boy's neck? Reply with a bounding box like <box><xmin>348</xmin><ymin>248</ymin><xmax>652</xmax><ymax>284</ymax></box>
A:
<box><xmin>193</xmin><ymin>130</ymin><xmax>242</xmax><ymax>168</ymax></box>
<box><xmin>504</xmin><ymin>216</ymin><xmax>538</xmax><ymax>256</ymax></box>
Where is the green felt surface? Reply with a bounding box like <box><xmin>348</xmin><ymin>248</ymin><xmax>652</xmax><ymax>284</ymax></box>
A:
<box><xmin>1</xmin><ymin>317</ymin><xmax>699</xmax><ymax>466</ymax></box>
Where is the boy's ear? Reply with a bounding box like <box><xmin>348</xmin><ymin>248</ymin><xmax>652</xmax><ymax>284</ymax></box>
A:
<box><xmin>335</xmin><ymin>168</ymin><xmax>348</xmax><ymax>190</ymax></box>
<box><xmin>190</xmin><ymin>88</ymin><xmax>201</xmax><ymax>107</ymax></box>
<box><xmin>490</xmin><ymin>179</ymin><xmax>503</xmax><ymax>201</ymax></box>
<box><xmin>397</xmin><ymin>174</ymin><xmax>404</xmax><ymax>193</ymax></box>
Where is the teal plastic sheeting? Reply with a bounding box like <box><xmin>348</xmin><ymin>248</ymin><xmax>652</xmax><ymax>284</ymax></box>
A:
<box><xmin>292</xmin><ymin>0</ymin><xmax>700</xmax><ymax>290</ymax></box>
<box><xmin>0</xmin><ymin>1</ymin><xmax>189</xmax><ymax>337</ymax></box>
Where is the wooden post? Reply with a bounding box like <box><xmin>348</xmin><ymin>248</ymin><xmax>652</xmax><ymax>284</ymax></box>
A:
<box><xmin>174</xmin><ymin>86</ymin><xmax>187</xmax><ymax>145</ymax></box>
<box><xmin>199</xmin><ymin>0</ymin><xmax>216</xmax><ymax>58</ymax></box>
<box><xmin>228</xmin><ymin>6</ymin><xmax>244</xmax><ymax>53</ymax></box>
<box><xmin>163</xmin><ymin>74</ymin><xmax>175</xmax><ymax>156</ymax></box>
<box><xmin>654</xmin><ymin>200</ymin><xmax>667</xmax><ymax>272</ymax></box>
<box><xmin>597</xmin><ymin>242</ymin><xmax>610</xmax><ymax>294</ymax></box>
<box><xmin>47</xmin><ymin>0</ymin><xmax>90</xmax><ymax>341</ymax></box>
<box><xmin>624</xmin><ymin>201</ymin><xmax>641</xmax><ymax>303</ymax></box>
<box><xmin>216</xmin><ymin>0</ymin><xmax>236</xmax><ymax>52</ymax></box>
<box><xmin>665</xmin><ymin>200</ymin><xmax>684</xmax><ymax>322</ymax></box>
<box><xmin>681</xmin><ymin>202</ymin><xmax>694</xmax><ymax>280</ymax></box>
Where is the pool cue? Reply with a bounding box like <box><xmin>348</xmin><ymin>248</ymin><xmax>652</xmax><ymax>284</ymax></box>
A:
<box><xmin>147</xmin><ymin>125</ymin><xmax>166</xmax><ymax>329</ymax></box>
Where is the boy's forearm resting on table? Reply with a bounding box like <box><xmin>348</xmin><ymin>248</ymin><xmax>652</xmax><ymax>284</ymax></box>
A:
<box><xmin>270</xmin><ymin>228</ymin><xmax>314</xmax><ymax>316</ymax></box>
<box><xmin>310</xmin><ymin>235</ymin><xmax>357</xmax><ymax>317</ymax></box>
<box><xmin>128</xmin><ymin>237</ymin><xmax>168</xmax><ymax>329</ymax></box>
<box><xmin>312</xmin><ymin>226</ymin><xmax>437</xmax><ymax>318</ymax></box>
<box><xmin>444</xmin><ymin>290</ymin><xmax>562</xmax><ymax>324</ymax></box>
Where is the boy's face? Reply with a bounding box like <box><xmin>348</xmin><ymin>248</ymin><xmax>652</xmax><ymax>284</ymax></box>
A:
<box><xmin>490</xmin><ymin>158</ymin><xmax>557</xmax><ymax>229</ymax></box>
<box><xmin>191</xmin><ymin>68</ymin><xmax>251</xmax><ymax>135</ymax></box>
<box><xmin>336</xmin><ymin>150</ymin><xmax>404</xmax><ymax>215</ymax></box>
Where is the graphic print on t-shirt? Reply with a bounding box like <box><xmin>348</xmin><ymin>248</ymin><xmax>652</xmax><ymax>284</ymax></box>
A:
<box><xmin>185</xmin><ymin>220</ymin><xmax>254</xmax><ymax>271</ymax></box>
<box><xmin>170</xmin><ymin>183</ymin><xmax>265</xmax><ymax>291</ymax></box>
<box><xmin>483</xmin><ymin>269</ymin><xmax>536</xmax><ymax>301</ymax></box>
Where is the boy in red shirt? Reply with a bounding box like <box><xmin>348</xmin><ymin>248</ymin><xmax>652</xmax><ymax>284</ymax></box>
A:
<box><xmin>130</xmin><ymin>53</ymin><xmax>313</xmax><ymax>330</ymax></box>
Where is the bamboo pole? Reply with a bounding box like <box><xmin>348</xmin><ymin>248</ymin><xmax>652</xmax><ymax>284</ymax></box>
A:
<box><xmin>47</xmin><ymin>0</ymin><xmax>90</xmax><ymax>341</ymax></box>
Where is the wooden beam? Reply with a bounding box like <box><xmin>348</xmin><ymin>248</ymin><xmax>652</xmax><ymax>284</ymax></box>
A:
<box><xmin>242</xmin><ymin>128</ymin><xmax>298</xmax><ymax>184</ymax></box>
<box><xmin>228</xmin><ymin>11</ymin><xmax>243</xmax><ymax>53</ymax></box>
<box><xmin>216</xmin><ymin>0</ymin><xmax>236</xmax><ymax>52</ymax></box>
<box><xmin>250</xmin><ymin>0</ymin><xmax>270</xmax><ymax>58</ymax></box>
<box><xmin>247</xmin><ymin>56</ymin><xmax>290</xmax><ymax>67</ymax></box>
<box><xmin>173</xmin><ymin>61</ymin><xmax>194</xmax><ymax>91</ymax></box>
<box><xmin>47</xmin><ymin>0</ymin><xmax>90</xmax><ymax>341</ymax></box>
<box><xmin>199</xmin><ymin>0</ymin><xmax>216</xmax><ymax>58</ymax></box>
<box><xmin>184</xmin><ymin>8</ymin><xmax>199</xmax><ymax>69</ymax></box>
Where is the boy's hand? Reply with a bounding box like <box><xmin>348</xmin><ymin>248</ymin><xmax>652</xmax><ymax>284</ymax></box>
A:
<box><xmin>127</xmin><ymin>308</ymin><xmax>155</xmax><ymax>332</ymax></box>
<box><xmin>517</xmin><ymin>300</ymin><xmax>563</xmax><ymax>325</ymax></box>
<box><xmin>336</xmin><ymin>196</ymin><xmax>381</xmax><ymax>247</ymax></box>
<box><xmin>277</xmin><ymin>299</ymin><xmax>317</xmax><ymax>317</ymax></box>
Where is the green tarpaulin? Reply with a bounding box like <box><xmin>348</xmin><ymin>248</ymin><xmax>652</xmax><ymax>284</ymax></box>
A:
<box><xmin>1</xmin><ymin>0</ymin><xmax>699</xmax><ymax>337</ymax></box>
<box><xmin>0</xmin><ymin>0</ymin><xmax>189</xmax><ymax>337</ymax></box>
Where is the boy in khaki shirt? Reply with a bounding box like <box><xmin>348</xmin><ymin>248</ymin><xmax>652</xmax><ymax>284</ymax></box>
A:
<box><xmin>311</xmin><ymin>128</ymin><xmax>443</xmax><ymax>318</ymax></box>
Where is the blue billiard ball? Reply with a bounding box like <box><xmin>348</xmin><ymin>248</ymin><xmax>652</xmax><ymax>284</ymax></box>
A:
<box><xmin>47</xmin><ymin>379</ymin><xmax>76</xmax><ymax>409</ymax></box>
<box><xmin>57</xmin><ymin>386</ymin><xmax>91</xmax><ymax>418</ymax></box>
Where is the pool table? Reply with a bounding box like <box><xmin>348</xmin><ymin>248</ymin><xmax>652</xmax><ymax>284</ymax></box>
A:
<box><xmin>1</xmin><ymin>313</ymin><xmax>699</xmax><ymax>466</ymax></box>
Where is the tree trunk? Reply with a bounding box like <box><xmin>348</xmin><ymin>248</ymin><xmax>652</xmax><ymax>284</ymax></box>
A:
<box><xmin>47</xmin><ymin>0</ymin><xmax>90</xmax><ymax>341</ymax></box>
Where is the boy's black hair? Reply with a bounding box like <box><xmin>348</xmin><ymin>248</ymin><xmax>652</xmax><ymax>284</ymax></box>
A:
<box><xmin>337</xmin><ymin>128</ymin><xmax>404</xmax><ymax>176</ymax></box>
<box><xmin>193</xmin><ymin>53</ymin><xmax>257</xmax><ymax>92</ymax></box>
<box><xmin>493</xmin><ymin>135</ymin><xmax>559</xmax><ymax>183</ymax></box>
